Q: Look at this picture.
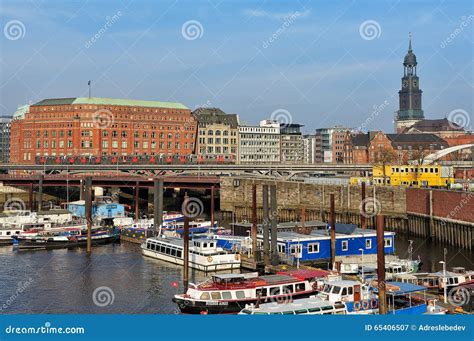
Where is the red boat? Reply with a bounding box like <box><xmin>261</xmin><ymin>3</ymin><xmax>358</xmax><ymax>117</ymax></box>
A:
<box><xmin>172</xmin><ymin>269</ymin><xmax>329</xmax><ymax>314</ymax></box>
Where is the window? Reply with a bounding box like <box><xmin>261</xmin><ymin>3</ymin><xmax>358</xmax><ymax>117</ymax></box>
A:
<box><xmin>222</xmin><ymin>292</ymin><xmax>232</xmax><ymax>299</ymax></box>
<box><xmin>341</xmin><ymin>240</ymin><xmax>348</xmax><ymax>251</ymax></box>
<box><xmin>384</xmin><ymin>238</ymin><xmax>392</xmax><ymax>248</ymax></box>
<box><xmin>283</xmin><ymin>285</ymin><xmax>294</xmax><ymax>294</ymax></box>
<box><xmin>235</xmin><ymin>291</ymin><xmax>245</xmax><ymax>299</ymax></box>
<box><xmin>277</xmin><ymin>244</ymin><xmax>286</xmax><ymax>253</ymax></box>
<box><xmin>365</xmin><ymin>239</ymin><xmax>372</xmax><ymax>249</ymax></box>
<box><xmin>270</xmin><ymin>287</ymin><xmax>280</xmax><ymax>296</ymax></box>
<box><xmin>200</xmin><ymin>292</ymin><xmax>210</xmax><ymax>300</ymax></box>
<box><xmin>308</xmin><ymin>243</ymin><xmax>319</xmax><ymax>253</ymax></box>
<box><xmin>211</xmin><ymin>292</ymin><xmax>222</xmax><ymax>300</ymax></box>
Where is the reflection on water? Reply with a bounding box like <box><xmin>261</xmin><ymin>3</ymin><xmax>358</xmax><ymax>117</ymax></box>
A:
<box><xmin>0</xmin><ymin>217</ymin><xmax>471</xmax><ymax>314</ymax></box>
<box><xmin>0</xmin><ymin>243</ymin><xmax>209</xmax><ymax>314</ymax></box>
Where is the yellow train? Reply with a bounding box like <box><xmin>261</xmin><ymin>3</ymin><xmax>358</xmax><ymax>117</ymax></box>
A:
<box><xmin>350</xmin><ymin>165</ymin><xmax>454</xmax><ymax>188</ymax></box>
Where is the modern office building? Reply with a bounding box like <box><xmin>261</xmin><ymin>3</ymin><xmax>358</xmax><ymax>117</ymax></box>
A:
<box><xmin>314</xmin><ymin>126</ymin><xmax>351</xmax><ymax>163</ymax></box>
<box><xmin>0</xmin><ymin>116</ymin><xmax>12</xmax><ymax>163</ymax></box>
<box><xmin>280</xmin><ymin>123</ymin><xmax>304</xmax><ymax>164</ymax></box>
<box><xmin>302</xmin><ymin>134</ymin><xmax>317</xmax><ymax>164</ymax></box>
<box><xmin>238</xmin><ymin>120</ymin><xmax>280</xmax><ymax>164</ymax></box>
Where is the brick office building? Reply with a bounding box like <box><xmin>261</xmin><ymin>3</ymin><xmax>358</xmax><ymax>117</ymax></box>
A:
<box><xmin>10</xmin><ymin>97</ymin><xmax>196</xmax><ymax>163</ymax></box>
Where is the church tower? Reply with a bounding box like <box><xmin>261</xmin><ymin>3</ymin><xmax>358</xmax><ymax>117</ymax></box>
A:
<box><xmin>395</xmin><ymin>33</ymin><xmax>425</xmax><ymax>133</ymax></box>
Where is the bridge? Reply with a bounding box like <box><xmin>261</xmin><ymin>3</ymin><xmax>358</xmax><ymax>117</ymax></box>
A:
<box><xmin>423</xmin><ymin>144</ymin><xmax>474</xmax><ymax>165</ymax></box>
<box><xmin>0</xmin><ymin>163</ymin><xmax>373</xmax><ymax>178</ymax></box>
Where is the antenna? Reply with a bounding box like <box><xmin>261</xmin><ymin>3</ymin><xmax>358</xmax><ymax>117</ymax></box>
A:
<box><xmin>88</xmin><ymin>80</ymin><xmax>91</xmax><ymax>98</ymax></box>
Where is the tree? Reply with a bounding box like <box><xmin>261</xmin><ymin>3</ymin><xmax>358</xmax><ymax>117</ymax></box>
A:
<box><xmin>373</xmin><ymin>147</ymin><xmax>396</xmax><ymax>185</ymax></box>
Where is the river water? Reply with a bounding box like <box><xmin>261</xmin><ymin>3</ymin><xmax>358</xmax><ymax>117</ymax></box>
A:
<box><xmin>0</xmin><ymin>219</ymin><xmax>471</xmax><ymax>314</ymax></box>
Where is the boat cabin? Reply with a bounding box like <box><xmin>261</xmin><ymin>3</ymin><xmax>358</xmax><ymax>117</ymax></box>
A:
<box><xmin>393</xmin><ymin>273</ymin><xmax>440</xmax><ymax>289</ymax></box>
<box><xmin>370</xmin><ymin>281</ymin><xmax>428</xmax><ymax>315</ymax></box>
<box><xmin>239</xmin><ymin>296</ymin><xmax>347</xmax><ymax>315</ymax></box>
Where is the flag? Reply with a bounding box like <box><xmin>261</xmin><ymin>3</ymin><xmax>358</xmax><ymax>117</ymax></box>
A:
<box><xmin>88</xmin><ymin>80</ymin><xmax>91</xmax><ymax>86</ymax></box>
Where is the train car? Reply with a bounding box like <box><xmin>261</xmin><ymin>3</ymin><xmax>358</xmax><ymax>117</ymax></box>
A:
<box><xmin>35</xmin><ymin>154</ymin><xmax>236</xmax><ymax>166</ymax></box>
<box><xmin>372</xmin><ymin>165</ymin><xmax>454</xmax><ymax>188</ymax></box>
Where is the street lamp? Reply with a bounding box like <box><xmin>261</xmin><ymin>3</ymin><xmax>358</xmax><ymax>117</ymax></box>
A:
<box><xmin>359</xmin><ymin>248</ymin><xmax>365</xmax><ymax>281</ymax></box>
<box><xmin>439</xmin><ymin>261</ymin><xmax>447</xmax><ymax>304</ymax></box>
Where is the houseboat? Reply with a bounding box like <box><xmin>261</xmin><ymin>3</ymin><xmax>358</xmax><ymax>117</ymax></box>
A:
<box><xmin>173</xmin><ymin>269</ymin><xmax>330</xmax><ymax>314</ymax></box>
<box><xmin>141</xmin><ymin>236</ymin><xmax>241</xmax><ymax>272</ymax></box>
<box><xmin>256</xmin><ymin>223</ymin><xmax>395</xmax><ymax>265</ymax></box>
<box><xmin>239</xmin><ymin>296</ymin><xmax>347</xmax><ymax>315</ymax></box>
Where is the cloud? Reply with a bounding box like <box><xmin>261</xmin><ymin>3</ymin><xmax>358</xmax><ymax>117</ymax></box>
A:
<box><xmin>243</xmin><ymin>8</ymin><xmax>311</xmax><ymax>21</ymax></box>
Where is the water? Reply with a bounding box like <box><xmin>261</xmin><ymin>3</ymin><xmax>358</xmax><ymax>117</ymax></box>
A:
<box><xmin>0</xmin><ymin>220</ymin><xmax>471</xmax><ymax>314</ymax></box>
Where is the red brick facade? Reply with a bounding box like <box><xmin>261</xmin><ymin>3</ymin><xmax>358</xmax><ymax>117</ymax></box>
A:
<box><xmin>406</xmin><ymin>188</ymin><xmax>474</xmax><ymax>223</ymax></box>
<box><xmin>10</xmin><ymin>98</ymin><xmax>197</xmax><ymax>163</ymax></box>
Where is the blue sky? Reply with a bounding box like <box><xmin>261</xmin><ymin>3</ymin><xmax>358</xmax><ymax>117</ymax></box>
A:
<box><xmin>0</xmin><ymin>0</ymin><xmax>472</xmax><ymax>133</ymax></box>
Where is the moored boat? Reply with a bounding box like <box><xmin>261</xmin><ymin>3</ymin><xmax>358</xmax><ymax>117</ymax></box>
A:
<box><xmin>239</xmin><ymin>296</ymin><xmax>347</xmax><ymax>315</ymax></box>
<box><xmin>142</xmin><ymin>236</ymin><xmax>241</xmax><ymax>272</ymax></box>
<box><xmin>15</xmin><ymin>227</ymin><xmax>120</xmax><ymax>250</ymax></box>
<box><xmin>173</xmin><ymin>269</ymin><xmax>330</xmax><ymax>314</ymax></box>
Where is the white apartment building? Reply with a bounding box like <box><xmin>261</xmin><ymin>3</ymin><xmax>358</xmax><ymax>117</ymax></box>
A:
<box><xmin>238</xmin><ymin>120</ymin><xmax>281</xmax><ymax>164</ymax></box>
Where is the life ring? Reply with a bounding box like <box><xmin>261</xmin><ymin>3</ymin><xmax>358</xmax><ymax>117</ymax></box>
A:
<box><xmin>207</xmin><ymin>256</ymin><xmax>213</xmax><ymax>263</ymax></box>
<box><xmin>353</xmin><ymin>301</ymin><xmax>361</xmax><ymax>311</ymax></box>
<box><xmin>370</xmin><ymin>299</ymin><xmax>378</xmax><ymax>309</ymax></box>
<box><xmin>362</xmin><ymin>300</ymin><xmax>369</xmax><ymax>310</ymax></box>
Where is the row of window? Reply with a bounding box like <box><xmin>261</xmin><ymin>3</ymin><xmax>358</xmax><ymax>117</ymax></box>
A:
<box><xmin>276</xmin><ymin>238</ymin><xmax>393</xmax><ymax>255</ymax></box>
<box><xmin>198</xmin><ymin>130</ymin><xmax>236</xmax><ymax>136</ymax></box>
<box><xmin>146</xmin><ymin>242</ymin><xmax>183</xmax><ymax>258</ymax></box>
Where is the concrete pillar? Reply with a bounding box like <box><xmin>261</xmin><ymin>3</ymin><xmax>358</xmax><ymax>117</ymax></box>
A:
<box><xmin>270</xmin><ymin>185</ymin><xmax>279</xmax><ymax>266</ymax></box>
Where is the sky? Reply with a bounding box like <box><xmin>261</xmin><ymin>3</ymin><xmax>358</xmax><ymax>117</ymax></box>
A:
<box><xmin>0</xmin><ymin>0</ymin><xmax>472</xmax><ymax>133</ymax></box>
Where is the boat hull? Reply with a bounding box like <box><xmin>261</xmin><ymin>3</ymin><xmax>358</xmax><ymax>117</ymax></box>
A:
<box><xmin>17</xmin><ymin>235</ymin><xmax>120</xmax><ymax>250</ymax></box>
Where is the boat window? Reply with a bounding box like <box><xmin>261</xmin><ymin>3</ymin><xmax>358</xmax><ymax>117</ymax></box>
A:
<box><xmin>203</xmin><ymin>243</ymin><xmax>207</xmax><ymax>248</ymax></box>
<box><xmin>235</xmin><ymin>291</ymin><xmax>246</xmax><ymax>299</ymax></box>
<box><xmin>160</xmin><ymin>245</ymin><xmax>166</xmax><ymax>253</ymax></box>
<box><xmin>256</xmin><ymin>288</ymin><xmax>268</xmax><ymax>297</ymax></box>
<box><xmin>283</xmin><ymin>285</ymin><xmax>294</xmax><ymax>294</ymax></box>
<box><xmin>282</xmin><ymin>311</ymin><xmax>294</xmax><ymax>315</ymax></box>
<box><xmin>222</xmin><ymin>292</ymin><xmax>232</xmax><ymax>299</ymax></box>
<box><xmin>200</xmin><ymin>292</ymin><xmax>210</xmax><ymax>300</ymax></box>
<box><xmin>176</xmin><ymin>250</ymin><xmax>182</xmax><ymax>258</ymax></box>
<box><xmin>170</xmin><ymin>248</ymin><xmax>177</xmax><ymax>257</ymax></box>
<box><xmin>165</xmin><ymin>247</ymin><xmax>171</xmax><ymax>255</ymax></box>
<box><xmin>241</xmin><ymin>309</ymin><xmax>252</xmax><ymax>315</ymax></box>
<box><xmin>270</xmin><ymin>287</ymin><xmax>280</xmax><ymax>296</ymax></box>
<box><xmin>365</xmin><ymin>239</ymin><xmax>372</xmax><ymax>249</ymax></box>
<box><xmin>308</xmin><ymin>307</ymin><xmax>321</xmax><ymax>313</ymax></box>
<box><xmin>295</xmin><ymin>283</ymin><xmax>306</xmax><ymax>292</ymax></box>
<box><xmin>6</xmin><ymin>231</ymin><xmax>11</xmax><ymax>236</ymax></box>
<box><xmin>211</xmin><ymin>292</ymin><xmax>221</xmax><ymax>300</ymax></box>
<box><xmin>210</xmin><ymin>242</ymin><xmax>214</xmax><ymax>248</ymax></box>
<box><xmin>331</xmin><ymin>286</ymin><xmax>341</xmax><ymax>294</ymax></box>
<box><xmin>341</xmin><ymin>241</ymin><xmax>348</xmax><ymax>251</ymax></box>
<box><xmin>323</xmin><ymin>285</ymin><xmax>331</xmax><ymax>293</ymax></box>
<box><xmin>341</xmin><ymin>288</ymin><xmax>347</xmax><ymax>296</ymax></box>
<box><xmin>348</xmin><ymin>287</ymin><xmax>353</xmax><ymax>295</ymax></box>
<box><xmin>295</xmin><ymin>309</ymin><xmax>308</xmax><ymax>314</ymax></box>
<box><xmin>384</xmin><ymin>238</ymin><xmax>392</xmax><ymax>247</ymax></box>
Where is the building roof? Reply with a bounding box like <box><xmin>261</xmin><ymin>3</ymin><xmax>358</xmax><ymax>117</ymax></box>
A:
<box><xmin>351</xmin><ymin>133</ymin><xmax>369</xmax><ymax>146</ymax></box>
<box><xmin>32</xmin><ymin>97</ymin><xmax>188</xmax><ymax>110</ymax></box>
<box><xmin>372</xmin><ymin>281</ymin><xmax>427</xmax><ymax>295</ymax></box>
<box><xmin>386</xmin><ymin>133</ymin><xmax>448</xmax><ymax>149</ymax></box>
<box><xmin>192</xmin><ymin>108</ymin><xmax>239</xmax><ymax>127</ymax></box>
<box><xmin>407</xmin><ymin>118</ymin><xmax>464</xmax><ymax>132</ymax></box>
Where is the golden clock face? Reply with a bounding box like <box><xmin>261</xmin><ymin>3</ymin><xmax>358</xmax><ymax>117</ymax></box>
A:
<box><xmin>403</xmin><ymin>80</ymin><xmax>408</xmax><ymax>88</ymax></box>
